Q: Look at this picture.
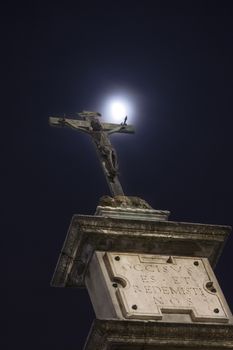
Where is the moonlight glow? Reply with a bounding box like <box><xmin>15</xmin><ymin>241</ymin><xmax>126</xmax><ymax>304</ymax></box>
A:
<box><xmin>101</xmin><ymin>95</ymin><xmax>135</xmax><ymax>124</ymax></box>
<box><xmin>110</xmin><ymin>101</ymin><xmax>127</xmax><ymax>120</ymax></box>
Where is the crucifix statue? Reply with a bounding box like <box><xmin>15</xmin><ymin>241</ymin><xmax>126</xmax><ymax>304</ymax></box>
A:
<box><xmin>49</xmin><ymin>111</ymin><xmax>135</xmax><ymax>196</ymax></box>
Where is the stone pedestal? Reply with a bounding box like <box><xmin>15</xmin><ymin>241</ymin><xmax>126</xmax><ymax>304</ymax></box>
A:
<box><xmin>51</xmin><ymin>196</ymin><xmax>233</xmax><ymax>349</ymax></box>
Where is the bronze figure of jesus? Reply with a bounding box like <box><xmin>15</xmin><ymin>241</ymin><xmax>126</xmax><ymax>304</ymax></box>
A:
<box><xmin>49</xmin><ymin>111</ymin><xmax>134</xmax><ymax>196</ymax></box>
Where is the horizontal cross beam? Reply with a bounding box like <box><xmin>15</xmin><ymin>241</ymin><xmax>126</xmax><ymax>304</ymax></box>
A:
<box><xmin>49</xmin><ymin>116</ymin><xmax>135</xmax><ymax>134</ymax></box>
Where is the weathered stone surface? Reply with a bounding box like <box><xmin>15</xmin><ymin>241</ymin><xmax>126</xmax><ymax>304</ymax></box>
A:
<box><xmin>83</xmin><ymin>319</ymin><xmax>233</xmax><ymax>350</ymax></box>
<box><xmin>50</xmin><ymin>203</ymin><xmax>232</xmax><ymax>349</ymax></box>
<box><xmin>99</xmin><ymin>195</ymin><xmax>153</xmax><ymax>209</ymax></box>
<box><xmin>95</xmin><ymin>206</ymin><xmax>170</xmax><ymax>221</ymax></box>
<box><xmin>85</xmin><ymin>252</ymin><xmax>233</xmax><ymax>324</ymax></box>
<box><xmin>51</xmin><ymin>215</ymin><xmax>231</xmax><ymax>288</ymax></box>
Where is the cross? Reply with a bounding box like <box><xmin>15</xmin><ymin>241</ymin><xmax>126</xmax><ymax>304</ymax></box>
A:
<box><xmin>49</xmin><ymin>111</ymin><xmax>135</xmax><ymax>196</ymax></box>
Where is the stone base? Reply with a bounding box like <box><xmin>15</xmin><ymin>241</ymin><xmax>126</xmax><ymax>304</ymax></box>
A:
<box><xmin>83</xmin><ymin>319</ymin><xmax>233</xmax><ymax>350</ymax></box>
<box><xmin>51</xmin><ymin>214</ymin><xmax>231</xmax><ymax>287</ymax></box>
<box><xmin>95</xmin><ymin>195</ymin><xmax>170</xmax><ymax>221</ymax></box>
<box><xmin>95</xmin><ymin>206</ymin><xmax>170</xmax><ymax>221</ymax></box>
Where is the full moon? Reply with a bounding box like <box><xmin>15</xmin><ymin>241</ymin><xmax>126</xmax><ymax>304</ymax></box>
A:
<box><xmin>110</xmin><ymin>101</ymin><xmax>127</xmax><ymax>121</ymax></box>
<box><xmin>101</xmin><ymin>94</ymin><xmax>135</xmax><ymax>124</ymax></box>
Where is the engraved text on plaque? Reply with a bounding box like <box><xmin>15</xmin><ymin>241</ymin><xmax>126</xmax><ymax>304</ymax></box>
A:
<box><xmin>104</xmin><ymin>252</ymin><xmax>229</xmax><ymax>323</ymax></box>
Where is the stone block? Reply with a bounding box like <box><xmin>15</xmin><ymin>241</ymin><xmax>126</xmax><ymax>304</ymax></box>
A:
<box><xmin>51</xmin><ymin>215</ymin><xmax>231</xmax><ymax>288</ymax></box>
<box><xmin>85</xmin><ymin>252</ymin><xmax>233</xmax><ymax>324</ymax></box>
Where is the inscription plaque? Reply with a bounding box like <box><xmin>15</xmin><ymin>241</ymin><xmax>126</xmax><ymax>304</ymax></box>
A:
<box><xmin>104</xmin><ymin>252</ymin><xmax>229</xmax><ymax>323</ymax></box>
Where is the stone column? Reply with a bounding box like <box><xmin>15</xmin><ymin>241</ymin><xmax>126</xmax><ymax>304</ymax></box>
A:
<box><xmin>51</xmin><ymin>196</ymin><xmax>233</xmax><ymax>349</ymax></box>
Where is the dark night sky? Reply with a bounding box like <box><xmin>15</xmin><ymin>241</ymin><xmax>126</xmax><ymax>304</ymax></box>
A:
<box><xmin>4</xmin><ymin>1</ymin><xmax>233</xmax><ymax>349</ymax></box>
